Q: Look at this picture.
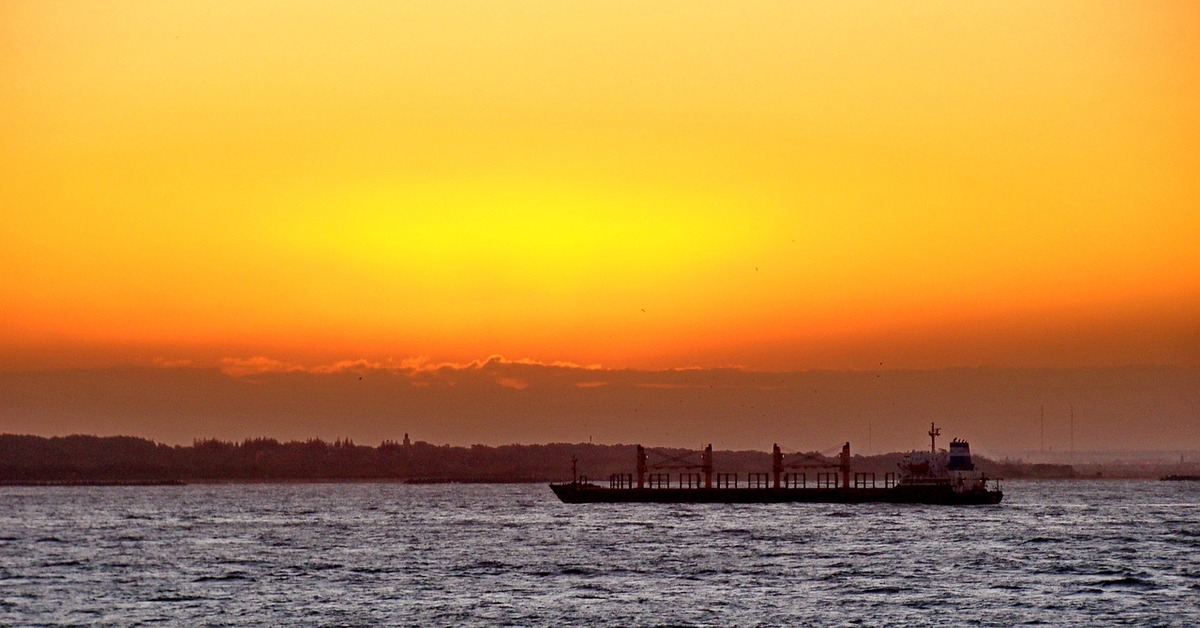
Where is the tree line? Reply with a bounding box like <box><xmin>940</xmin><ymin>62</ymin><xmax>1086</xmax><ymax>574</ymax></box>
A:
<box><xmin>0</xmin><ymin>433</ymin><xmax>1077</xmax><ymax>484</ymax></box>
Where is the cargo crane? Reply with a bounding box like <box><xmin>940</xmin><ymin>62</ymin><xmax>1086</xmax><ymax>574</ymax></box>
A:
<box><xmin>636</xmin><ymin>444</ymin><xmax>713</xmax><ymax>488</ymax></box>
<box><xmin>772</xmin><ymin>442</ymin><xmax>851</xmax><ymax>489</ymax></box>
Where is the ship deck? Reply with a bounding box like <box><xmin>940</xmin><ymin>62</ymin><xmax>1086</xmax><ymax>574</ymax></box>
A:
<box><xmin>550</xmin><ymin>483</ymin><xmax>1002</xmax><ymax>505</ymax></box>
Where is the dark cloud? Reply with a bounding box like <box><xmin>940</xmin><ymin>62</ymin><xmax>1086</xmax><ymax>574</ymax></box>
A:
<box><xmin>2</xmin><ymin>362</ymin><xmax>1197</xmax><ymax>455</ymax></box>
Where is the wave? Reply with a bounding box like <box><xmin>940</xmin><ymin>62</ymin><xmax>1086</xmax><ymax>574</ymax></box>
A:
<box><xmin>1095</xmin><ymin>576</ymin><xmax>1158</xmax><ymax>590</ymax></box>
<box><xmin>193</xmin><ymin>571</ymin><xmax>255</xmax><ymax>583</ymax></box>
<box><xmin>147</xmin><ymin>594</ymin><xmax>209</xmax><ymax>602</ymax></box>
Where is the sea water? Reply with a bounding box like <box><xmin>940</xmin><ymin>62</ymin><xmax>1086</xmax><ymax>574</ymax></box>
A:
<box><xmin>2</xmin><ymin>480</ymin><xmax>1198</xmax><ymax>626</ymax></box>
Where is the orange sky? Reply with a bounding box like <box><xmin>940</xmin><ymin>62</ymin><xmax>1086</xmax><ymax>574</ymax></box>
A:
<box><xmin>3</xmin><ymin>1</ymin><xmax>1199</xmax><ymax>371</ymax></box>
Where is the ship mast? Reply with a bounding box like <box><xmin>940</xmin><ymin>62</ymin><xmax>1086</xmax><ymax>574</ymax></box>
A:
<box><xmin>928</xmin><ymin>422</ymin><xmax>941</xmax><ymax>453</ymax></box>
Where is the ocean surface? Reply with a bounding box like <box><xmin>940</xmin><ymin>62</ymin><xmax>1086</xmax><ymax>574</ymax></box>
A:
<box><xmin>2</xmin><ymin>480</ymin><xmax>1198</xmax><ymax>626</ymax></box>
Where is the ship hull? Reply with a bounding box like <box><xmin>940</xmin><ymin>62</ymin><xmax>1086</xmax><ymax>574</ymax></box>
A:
<box><xmin>550</xmin><ymin>483</ymin><xmax>1002</xmax><ymax>505</ymax></box>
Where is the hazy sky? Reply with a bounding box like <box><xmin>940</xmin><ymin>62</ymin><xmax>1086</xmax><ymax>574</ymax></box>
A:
<box><xmin>4</xmin><ymin>363</ymin><xmax>1198</xmax><ymax>453</ymax></box>
<box><xmin>3</xmin><ymin>1</ymin><xmax>1198</xmax><ymax>373</ymax></box>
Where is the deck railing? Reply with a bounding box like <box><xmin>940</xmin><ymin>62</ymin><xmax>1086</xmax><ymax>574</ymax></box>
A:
<box><xmin>816</xmin><ymin>472</ymin><xmax>839</xmax><ymax>488</ymax></box>
<box><xmin>587</xmin><ymin>469</ymin><xmax>921</xmax><ymax>490</ymax></box>
<box><xmin>783</xmin><ymin>472</ymin><xmax>806</xmax><ymax>488</ymax></box>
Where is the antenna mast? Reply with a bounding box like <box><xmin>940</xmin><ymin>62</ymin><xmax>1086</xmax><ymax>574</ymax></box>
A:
<box><xmin>928</xmin><ymin>422</ymin><xmax>941</xmax><ymax>453</ymax></box>
<box><xmin>1040</xmin><ymin>405</ymin><xmax>1045</xmax><ymax>453</ymax></box>
<box><xmin>1070</xmin><ymin>405</ymin><xmax>1075</xmax><ymax>458</ymax></box>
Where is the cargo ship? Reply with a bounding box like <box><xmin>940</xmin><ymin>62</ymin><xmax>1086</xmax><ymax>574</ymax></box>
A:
<box><xmin>550</xmin><ymin>423</ymin><xmax>1002</xmax><ymax>505</ymax></box>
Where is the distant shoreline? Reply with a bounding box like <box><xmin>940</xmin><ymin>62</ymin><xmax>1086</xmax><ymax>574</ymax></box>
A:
<box><xmin>0</xmin><ymin>477</ymin><xmax>550</xmax><ymax>487</ymax></box>
<box><xmin>2</xmin><ymin>477</ymin><xmax>1180</xmax><ymax>488</ymax></box>
<box><xmin>0</xmin><ymin>479</ymin><xmax>186</xmax><ymax>487</ymax></box>
<box><xmin>5</xmin><ymin>433</ymin><xmax>1194</xmax><ymax>483</ymax></box>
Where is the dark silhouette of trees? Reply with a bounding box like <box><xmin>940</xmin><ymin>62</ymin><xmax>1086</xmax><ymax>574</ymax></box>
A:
<box><xmin>0</xmin><ymin>433</ymin><xmax>1079</xmax><ymax>484</ymax></box>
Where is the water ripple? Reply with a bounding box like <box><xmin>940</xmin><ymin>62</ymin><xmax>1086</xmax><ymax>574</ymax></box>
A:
<box><xmin>1</xmin><ymin>480</ymin><xmax>1198</xmax><ymax>625</ymax></box>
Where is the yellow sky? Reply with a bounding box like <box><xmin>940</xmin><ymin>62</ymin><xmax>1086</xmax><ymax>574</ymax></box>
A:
<box><xmin>3</xmin><ymin>1</ymin><xmax>1198</xmax><ymax>370</ymax></box>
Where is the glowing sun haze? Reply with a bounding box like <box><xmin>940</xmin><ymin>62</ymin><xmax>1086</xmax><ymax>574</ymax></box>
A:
<box><xmin>3</xmin><ymin>1</ymin><xmax>1198</xmax><ymax>371</ymax></box>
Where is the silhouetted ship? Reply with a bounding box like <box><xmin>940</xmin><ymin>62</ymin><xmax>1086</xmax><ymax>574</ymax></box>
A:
<box><xmin>551</xmin><ymin>424</ymin><xmax>1003</xmax><ymax>505</ymax></box>
<box><xmin>1160</xmin><ymin>475</ymin><xmax>1200</xmax><ymax>481</ymax></box>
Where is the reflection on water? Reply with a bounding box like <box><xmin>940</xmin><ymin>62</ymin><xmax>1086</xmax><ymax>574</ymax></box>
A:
<box><xmin>1</xmin><ymin>480</ymin><xmax>1198</xmax><ymax>625</ymax></box>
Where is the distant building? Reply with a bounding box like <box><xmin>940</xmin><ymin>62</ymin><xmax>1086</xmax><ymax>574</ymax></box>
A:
<box><xmin>403</xmin><ymin>433</ymin><xmax>411</xmax><ymax>447</ymax></box>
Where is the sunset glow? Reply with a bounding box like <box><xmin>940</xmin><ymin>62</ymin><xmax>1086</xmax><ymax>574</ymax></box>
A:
<box><xmin>3</xmin><ymin>0</ymin><xmax>1198</xmax><ymax>372</ymax></box>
